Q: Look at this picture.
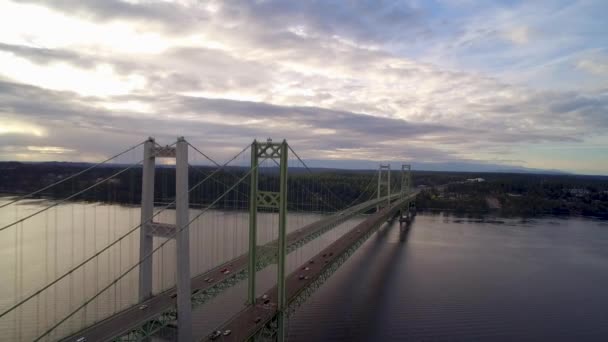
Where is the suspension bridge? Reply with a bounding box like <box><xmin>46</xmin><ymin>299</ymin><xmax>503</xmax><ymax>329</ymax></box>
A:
<box><xmin>0</xmin><ymin>137</ymin><xmax>418</xmax><ymax>341</ymax></box>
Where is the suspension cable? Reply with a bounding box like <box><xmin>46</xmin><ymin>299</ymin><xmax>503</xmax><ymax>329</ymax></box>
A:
<box><xmin>0</xmin><ymin>141</ymin><xmax>146</xmax><ymax>209</ymax></box>
<box><xmin>268</xmin><ymin>157</ymin><xmax>341</xmax><ymax>212</ymax></box>
<box><xmin>0</xmin><ymin>142</ymin><xmax>177</xmax><ymax>233</ymax></box>
<box><xmin>34</xmin><ymin>153</ymin><xmax>262</xmax><ymax>341</ymax></box>
<box><xmin>188</xmin><ymin>164</ymin><xmax>249</xmax><ymax>200</ymax></box>
<box><xmin>187</xmin><ymin>142</ymin><xmax>249</xmax><ymax>198</ymax></box>
<box><xmin>187</xmin><ymin>142</ymin><xmax>224</xmax><ymax>168</ymax></box>
<box><xmin>288</xmin><ymin>145</ymin><xmax>351</xmax><ymax>209</ymax></box>
<box><xmin>342</xmin><ymin>171</ymin><xmax>378</xmax><ymax>209</ymax></box>
<box><xmin>0</xmin><ymin>142</ymin><xmax>250</xmax><ymax>320</ymax></box>
<box><xmin>187</xmin><ymin>141</ymin><xmax>251</xmax><ymax>202</ymax></box>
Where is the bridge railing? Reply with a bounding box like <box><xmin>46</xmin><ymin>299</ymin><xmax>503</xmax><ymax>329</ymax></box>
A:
<box><xmin>0</xmin><ymin>137</ymin><xmax>416</xmax><ymax>341</ymax></box>
<box><xmin>0</xmin><ymin>139</ymin><xmax>258</xmax><ymax>341</ymax></box>
<box><xmin>0</xmin><ymin>140</ymin><xmax>153</xmax><ymax>341</ymax></box>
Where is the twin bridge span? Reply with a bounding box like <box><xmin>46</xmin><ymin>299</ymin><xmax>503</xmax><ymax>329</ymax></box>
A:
<box><xmin>0</xmin><ymin>137</ymin><xmax>418</xmax><ymax>342</ymax></box>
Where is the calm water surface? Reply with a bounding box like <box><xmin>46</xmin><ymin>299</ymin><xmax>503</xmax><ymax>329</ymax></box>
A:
<box><xmin>3</xmin><ymin>197</ymin><xmax>608</xmax><ymax>341</ymax></box>
<box><xmin>0</xmin><ymin>197</ymin><xmax>363</xmax><ymax>341</ymax></box>
<box><xmin>288</xmin><ymin>212</ymin><xmax>608</xmax><ymax>341</ymax></box>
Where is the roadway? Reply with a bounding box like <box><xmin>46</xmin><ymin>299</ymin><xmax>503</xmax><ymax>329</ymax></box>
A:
<box><xmin>62</xmin><ymin>193</ymin><xmax>406</xmax><ymax>341</ymax></box>
<box><xmin>202</xmin><ymin>193</ymin><xmax>417</xmax><ymax>341</ymax></box>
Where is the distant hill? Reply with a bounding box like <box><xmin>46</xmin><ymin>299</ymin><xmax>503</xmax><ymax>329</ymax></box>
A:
<box><xmin>0</xmin><ymin>160</ymin><xmax>594</xmax><ymax>177</ymax></box>
<box><xmin>294</xmin><ymin>159</ymin><xmax>574</xmax><ymax>176</ymax></box>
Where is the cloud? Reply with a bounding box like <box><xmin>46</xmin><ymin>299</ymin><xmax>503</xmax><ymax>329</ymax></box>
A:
<box><xmin>16</xmin><ymin>0</ymin><xmax>203</xmax><ymax>32</ymax></box>
<box><xmin>0</xmin><ymin>0</ymin><xmax>607</xmax><ymax>174</ymax></box>
<box><xmin>26</xmin><ymin>146</ymin><xmax>75</xmax><ymax>154</ymax></box>
<box><xmin>577</xmin><ymin>54</ymin><xmax>608</xmax><ymax>76</ymax></box>
<box><xmin>422</xmin><ymin>1</ymin><xmax>608</xmax><ymax>91</ymax></box>
<box><xmin>502</xmin><ymin>26</ymin><xmax>532</xmax><ymax>45</ymax></box>
<box><xmin>23</xmin><ymin>0</ymin><xmax>429</xmax><ymax>44</ymax></box>
<box><xmin>0</xmin><ymin>79</ymin><xmax>471</xmax><ymax>161</ymax></box>
<box><xmin>0</xmin><ymin>50</ymin><xmax>146</xmax><ymax>96</ymax></box>
<box><xmin>1</xmin><ymin>76</ymin><xmax>605</xmax><ymax>168</ymax></box>
<box><xmin>0</xmin><ymin>118</ymin><xmax>46</xmax><ymax>137</ymax></box>
<box><xmin>0</xmin><ymin>42</ymin><xmax>94</xmax><ymax>67</ymax></box>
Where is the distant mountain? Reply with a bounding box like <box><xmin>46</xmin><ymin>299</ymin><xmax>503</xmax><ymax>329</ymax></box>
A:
<box><xmin>0</xmin><ymin>160</ymin><xmax>577</xmax><ymax>176</ymax></box>
<box><xmin>299</xmin><ymin>159</ymin><xmax>571</xmax><ymax>175</ymax></box>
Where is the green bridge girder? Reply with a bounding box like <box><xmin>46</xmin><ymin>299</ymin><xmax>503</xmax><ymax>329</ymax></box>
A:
<box><xmin>110</xmin><ymin>192</ymin><xmax>407</xmax><ymax>341</ymax></box>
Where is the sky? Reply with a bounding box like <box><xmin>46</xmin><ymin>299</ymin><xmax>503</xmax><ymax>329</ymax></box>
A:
<box><xmin>0</xmin><ymin>0</ymin><xmax>606</xmax><ymax>174</ymax></box>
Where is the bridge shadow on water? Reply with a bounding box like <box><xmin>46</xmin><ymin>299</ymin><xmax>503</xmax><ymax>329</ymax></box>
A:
<box><xmin>290</xmin><ymin>213</ymin><xmax>608</xmax><ymax>342</ymax></box>
<box><xmin>287</xmin><ymin>216</ymin><xmax>415</xmax><ymax>342</ymax></box>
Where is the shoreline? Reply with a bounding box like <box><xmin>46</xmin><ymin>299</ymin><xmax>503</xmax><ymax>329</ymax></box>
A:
<box><xmin>417</xmin><ymin>208</ymin><xmax>608</xmax><ymax>221</ymax></box>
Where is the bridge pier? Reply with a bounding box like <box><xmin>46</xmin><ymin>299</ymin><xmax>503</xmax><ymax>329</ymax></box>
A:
<box><xmin>398</xmin><ymin>201</ymin><xmax>417</xmax><ymax>227</ymax></box>
<box><xmin>397</xmin><ymin>164</ymin><xmax>414</xmax><ymax>225</ymax></box>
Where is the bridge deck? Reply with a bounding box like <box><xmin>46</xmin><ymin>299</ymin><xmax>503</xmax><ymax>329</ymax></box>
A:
<box><xmin>62</xmin><ymin>195</ymin><xmax>403</xmax><ymax>341</ymax></box>
<box><xmin>203</xmin><ymin>194</ymin><xmax>414</xmax><ymax>341</ymax></box>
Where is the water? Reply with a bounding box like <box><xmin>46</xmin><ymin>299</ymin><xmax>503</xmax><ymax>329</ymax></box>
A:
<box><xmin>4</xmin><ymin>197</ymin><xmax>608</xmax><ymax>341</ymax></box>
<box><xmin>0</xmin><ymin>197</ymin><xmax>364</xmax><ymax>341</ymax></box>
<box><xmin>288</xmin><ymin>212</ymin><xmax>608</xmax><ymax>341</ymax></box>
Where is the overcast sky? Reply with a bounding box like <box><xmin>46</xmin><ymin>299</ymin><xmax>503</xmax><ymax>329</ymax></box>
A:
<box><xmin>0</xmin><ymin>0</ymin><xmax>606</xmax><ymax>174</ymax></box>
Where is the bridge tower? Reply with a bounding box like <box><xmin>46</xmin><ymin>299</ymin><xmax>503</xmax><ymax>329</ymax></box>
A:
<box><xmin>139</xmin><ymin>137</ymin><xmax>192</xmax><ymax>341</ymax></box>
<box><xmin>400</xmin><ymin>164</ymin><xmax>411</xmax><ymax>196</ymax></box>
<box><xmin>248</xmin><ymin>138</ymin><xmax>289</xmax><ymax>341</ymax></box>
<box><xmin>399</xmin><ymin>164</ymin><xmax>415</xmax><ymax>224</ymax></box>
<box><xmin>377</xmin><ymin>164</ymin><xmax>391</xmax><ymax>211</ymax></box>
